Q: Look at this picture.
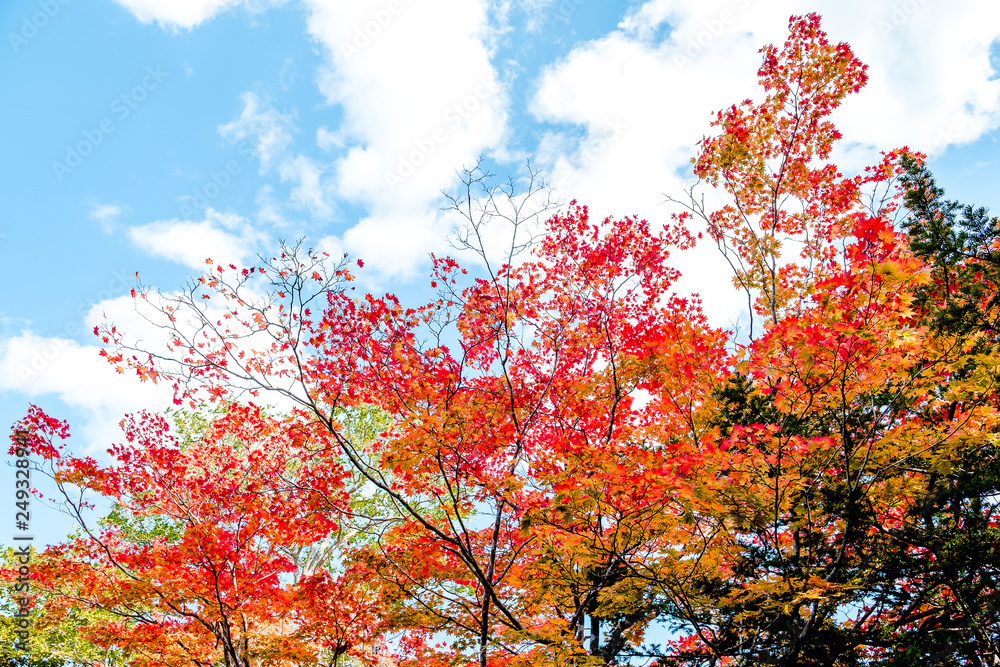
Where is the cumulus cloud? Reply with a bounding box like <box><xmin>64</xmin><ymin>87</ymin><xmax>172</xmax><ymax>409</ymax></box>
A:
<box><xmin>300</xmin><ymin>0</ymin><xmax>508</xmax><ymax>276</ymax></box>
<box><xmin>88</xmin><ymin>202</ymin><xmax>130</xmax><ymax>234</ymax></box>
<box><xmin>219</xmin><ymin>93</ymin><xmax>337</xmax><ymax>221</ymax></box>
<box><xmin>316</xmin><ymin>126</ymin><xmax>346</xmax><ymax>151</ymax></box>
<box><xmin>111</xmin><ymin>0</ymin><xmax>552</xmax><ymax>284</ymax></box>
<box><xmin>330</xmin><ymin>210</ymin><xmax>449</xmax><ymax>281</ymax></box>
<box><xmin>218</xmin><ymin>92</ymin><xmax>297</xmax><ymax>174</ymax></box>
<box><xmin>538</xmin><ymin>0</ymin><xmax>1000</xmax><ymax>177</ymax></box>
<box><xmin>0</xmin><ymin>286</ymin><xmax>291</xmax><ymax>457</ymax></box>
<box><xmin>128</xmin><ymin>209</ymin><xmax>267</xmax><ymax>269</ymax></box>
<box><xmin>111</xmin><ymin>0</ymin><xmax>287</xmax><ymax>30</ymax></box>
<box><xmin>528</xmin><ymin>0</ymin><xmax>1000</xmax><ymax>322</ymax></box>
<box><xmin>0</xmin><ymin>288</ymin><xmax>296</xmax><ymax>456</ymax></box>
<box><xmin>110</xmin><ymin>0</ymin><xmax>1000</xmax><ymax>313</ymax></box>
<box><xmin>0</xmin><ymin>328</ymin><xmax>175</xmax><ymax>453</ymax></box>
<box><xmin>279</xmin><ymin>155</ymin><xmax>334</xmax><ymax>220</ymax></box>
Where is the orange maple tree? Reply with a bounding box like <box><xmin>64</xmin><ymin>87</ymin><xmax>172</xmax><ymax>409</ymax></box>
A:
<box><xmin>10</xmin><ymin>12</ymin><xmax>1000</xmax><ymax>667</ymax></box>
<box><xmin>660</xmin><ymin>13</ymin><xmax>1000</xmax><ymax>666</ymax></box>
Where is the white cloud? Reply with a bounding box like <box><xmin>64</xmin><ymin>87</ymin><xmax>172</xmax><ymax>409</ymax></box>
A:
<box><xmin>218</xmin><ymin>92</ymin><xmax>297</xmax><ymax>174</ymax></box>
<box><xmin>279</xmin><ymin>155</ymin><xmax>334</xmax><ymax>220</ymax></box>
<box><xmin>0</xmin><ymin>277</ymin><xmax>303</xmax><ymax>457</ymax></box>
<box><xmin>0</xmin><ymin>289</ymin><xmax>289</xmax><ymax>456</ymax></box>
<box><xmin>254</xmin><ymin>185</ymin><xmax>292</xmax><ymax>227</ymax></box>
<box><xmin>330</xmin><ymin>210</ymin><xmax>449</xmax><ymax>282</ymax></box>
<box><xmin>29</xmin><ymin>0</ymin><xmax>1000</xmax><ymax>468</ymax></box>
<box><xmin>528</xmin><ymin>0</ymin><xmax>1000</xmax><ymax>323</ymax></box>
<box><xmin>517</xmin><ymin>0</ymin><xmax>588</xmax><ymax>33</ymax></box>
<box><xmin>279</xmin><ymin>57</ymin><xmax>300</xmax><ymax>90</ymax></box>
<box><xmin>88</xmin><ymin>202</ymin><xmax>129</xmax><ymax>234</ymax></box>
<box><xmin>0</xmin><ymin>316</ymin><xmax>32</xmax><ymax>337</ymax></box>
<box><xmin>113</xmin><ymin>0</ymin><xmax>1000</xmax><ymax>310</ymax></box>
<box><xmin>111</xmin><ymin>0</ymin><xmax>287</xmax><ymax>30</ymax></box>
<box><xmin>0</xmin><ymin>329</ymin><xmax>175</xmax><ymax>453</ymax></box>
<box><xmin>316</xmin><ymin>126</ymin><xmax>346</xmax><ymax>151</ymax></box>
<box><xmin>301</xmin><ymin>0</ymin><xmax>508</xmax><ymax>277</ymax></box>
<box><xmin>607</xmin><ymin>0</ymin><xmax>1000</xmax><ymax>157</ymax></box>
<box><xmin>220</xmin><ymin>94</ymin><xmax>337</xmax><ymax>221</ymax></box>
<box><xmin>122</xmin><ymin>0</ymin><xmax>515</xmax><ymax>282</ymax></box>
<box><xmin>128</xmin><ymin>209</ymin><xmax>266</xmax><ymax>269</ymax></box>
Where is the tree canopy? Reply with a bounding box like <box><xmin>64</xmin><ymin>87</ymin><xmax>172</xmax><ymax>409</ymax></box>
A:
<box><xmin>6</xmin><ymin>12</ymin><xmax>999</xmax><ymax>667</ymax></box>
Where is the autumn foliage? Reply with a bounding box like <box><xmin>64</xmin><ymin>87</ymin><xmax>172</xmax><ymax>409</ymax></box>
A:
<box><xmin>7</xmin><ymin>403</ymin><xmax>385</xmax><ymax>667</ymax></box>
<box><xmin>8</xmin><ymin>12</ymin><xmax>1000</xmax><ymax>667</ymax></box>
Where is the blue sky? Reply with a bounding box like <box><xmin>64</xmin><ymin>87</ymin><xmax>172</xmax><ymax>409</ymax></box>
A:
<box><xmin>2</xmin><ymin>0</ymin><xmax>1000</xmax><ymax>543</ymax></box>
